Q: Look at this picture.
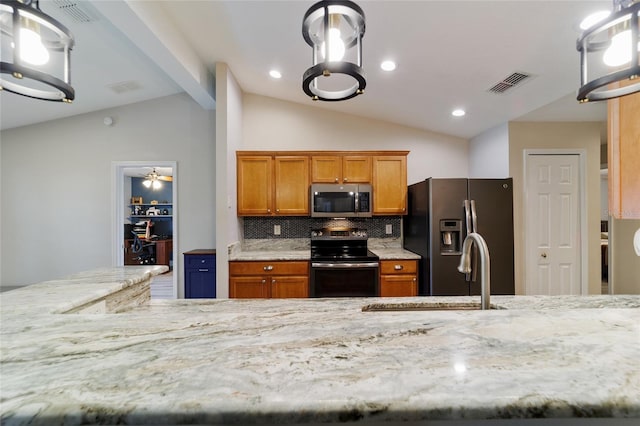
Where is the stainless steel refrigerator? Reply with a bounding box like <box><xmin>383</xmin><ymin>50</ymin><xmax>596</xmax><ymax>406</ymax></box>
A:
<box><xmin>403</xmin><ymin>178</ymin><xmax>514</xmax><ymax>296</ymax></box>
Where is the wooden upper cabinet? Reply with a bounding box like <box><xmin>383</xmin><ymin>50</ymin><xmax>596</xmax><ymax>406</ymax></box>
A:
<box><xmin>237</xmin><ymin>155</ymin><xmax>309</xmax><ymax>216</ymax></box>
<box><xmin>342</xmin><ymin>156</ymin><xmax>372</xmax><ymax>183</ymax></box>
<box><xmin>311</xmin><ymin>155</ymin><xmax>371</xmax><ymax>183</ymax></box>
<box><xmin>311</xmin><ymin>156</ymin><xmax>341</xmax><ymax>183</ymax></box>
<box><xmin>238</xmin><ymin>151</ymin><xmax>408</xmax><ymax>216</ymax></box>
<box><xmin>274</xmin><ymin>156</ymin><xmax>309</xmax><ymax>215</ymax></box>
<box><xmin>237</xmin><ymin>156</ymin><xmax>272</xmax><ymax>215</ymax></box>
<box><xmin>372</xmin><ymin>155</ymin><xmax>407</xmax><ymax>215</ymax></box>
<box><xmin>608</xmin><ymin>88</ymin><xmax>640</xmax><ymax>219</ymax></box>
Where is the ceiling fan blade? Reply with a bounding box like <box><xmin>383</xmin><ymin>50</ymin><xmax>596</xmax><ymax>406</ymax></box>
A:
<box><xmin>158</xmin><ymin>176</ymin><xmax>173</xmax><ymax>182</ymax></box>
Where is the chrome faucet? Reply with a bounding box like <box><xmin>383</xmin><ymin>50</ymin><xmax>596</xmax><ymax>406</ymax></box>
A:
<box><xmin>458</xmin><ymin>232</ymin><xmax>491</xmax><ymax>310</ymax></box>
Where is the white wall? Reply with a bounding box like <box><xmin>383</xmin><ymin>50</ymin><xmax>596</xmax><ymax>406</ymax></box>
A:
<box><xmin>242</xmin><ymin>94</ymin><xmax>469</xmax><ymax>184</ymax></box>
<box><xmin>469</xmin><ymin>123</ymin><xmax>509</xmax><ymax>178</ymax></box>
<box><xmin>1</xmin><ymin>93</ymin><xmax>216</xmax><ymax>290</ymax></box>
<box><xmin>215</xmin><ymin>63</ymin><xmax>243</xmax><ymax>299</ymax></box>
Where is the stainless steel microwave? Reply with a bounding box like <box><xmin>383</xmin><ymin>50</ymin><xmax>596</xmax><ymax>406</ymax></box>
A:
<box><xmin>310</xmin><ymin>183</ymin><xmax>372</xmax><ymax>217</ymax></box>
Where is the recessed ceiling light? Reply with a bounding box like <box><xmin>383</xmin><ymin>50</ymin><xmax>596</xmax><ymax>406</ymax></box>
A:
<box><xmin>579</xmin><ymin>10</ymin><xmax>611</xmax><ymax>30</ymax></box>
<box><xmin>451</xmin><ymin>109</ymin><xmax>466</xmax><ymax>117</ymax></box>
<box><xmin>269</xmin><ymin>70</ymin><xmax>282</xmax><ymax>79</ymax></box>
<box><xmin>380</xmin><ymin>60</ymin><xmax>396</xmax><ymax>71</ymax></box>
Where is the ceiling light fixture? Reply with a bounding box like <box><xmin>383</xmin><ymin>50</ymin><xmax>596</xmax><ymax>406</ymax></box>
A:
<box><xmin>380</xmin><ymin>60</ymin><xmax>396</xmax><ymax>71</ymax></box>
<box><xmin>142</xmin><ymin>168</ymin><xmax>172</xmax><ymax>191</ymax></box>
<box><xmin>576</xmin><ymin>0</ymin><xmax>640</xmax><ymax>102</ymax></box>
<box><xmin>451</xmin><ymin>109</ymin><xmax>466</xmax><ymax>117</ymax></box>
<box><xmin>0</xmin><ymin>0</ymin><xmax>75</xmax><ymax>102</ymax></box>
<box><xmin>302</xmin><ymin>0</ymin><xmax>366</xmax><ymax>101</ymax></box>
<box><xmin>269</xmin><ymin>70</ymin><xmax>282</xmax><ymax>79</ymax></box>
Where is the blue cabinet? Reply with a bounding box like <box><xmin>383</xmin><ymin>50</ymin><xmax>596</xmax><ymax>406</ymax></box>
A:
<box><xmin>184</xmin><ymin>250</ymin><xmax>216</xmax><ymax>298</ymax></box>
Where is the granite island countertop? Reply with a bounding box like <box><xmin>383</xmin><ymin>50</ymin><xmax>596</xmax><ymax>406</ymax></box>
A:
<box><xmin>1</xmin><ymin>267</ymin><xmax>639</xmax><ymax>425</ymax></box>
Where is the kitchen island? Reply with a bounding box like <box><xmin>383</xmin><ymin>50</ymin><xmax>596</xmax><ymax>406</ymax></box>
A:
<box><xmin>1</xmin><ymin>267</ymin><xmax>639</xmax><ymax>425</ymax></box>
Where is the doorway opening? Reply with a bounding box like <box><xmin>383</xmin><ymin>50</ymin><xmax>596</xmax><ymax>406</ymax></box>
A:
<box><xmin>523</xmin><ymin>150</ymin><xmax>587</xmax><ymax>295</ymax></box>
<box><xmin>112</xmin><ymin>161</ymin><xmax>178</xmax><ymax>299</ymax></box>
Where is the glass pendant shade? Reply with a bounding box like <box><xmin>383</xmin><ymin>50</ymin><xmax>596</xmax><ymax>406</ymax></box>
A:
<box><xmin>302</xmin><ymin>0</ymin><xmax>366</xmax><ymax>101</ymax></box>
<box><xmin>0</xmin><ymin>0</ymin><xmax>75</xmax><ymax>102</ymax></box>
<box><xmin>576</xmin><ymin>0</ymin><xmax>640</xmax><ymax>102</ymax></box>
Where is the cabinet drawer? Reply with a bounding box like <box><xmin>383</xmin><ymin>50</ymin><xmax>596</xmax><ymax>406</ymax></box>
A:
<box><xmin>229</xmin><ymin>261</ymin><xmax>309</xmax><ymax>276</ymax></box>
<box><xmin>380</xmin><ymin>260</ymin><xmax>417</xmax><ymax>275</ymax></box>
<box><xmin>185</xmin><ymin>255</ymin><xmax>216</xmax><ymax>269</ymax></box>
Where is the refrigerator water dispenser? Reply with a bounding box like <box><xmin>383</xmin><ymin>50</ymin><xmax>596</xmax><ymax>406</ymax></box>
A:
<box><xmin>440</xmin><ymin>220</ymin><xmax>461</xmax><ymax>254</ymax></box>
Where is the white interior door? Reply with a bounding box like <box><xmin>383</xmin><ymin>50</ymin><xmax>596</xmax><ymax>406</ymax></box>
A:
<box><xmin>525</xmin><ymin>154</ymin><xmax>582</xmax><ymax>295</ymax></box>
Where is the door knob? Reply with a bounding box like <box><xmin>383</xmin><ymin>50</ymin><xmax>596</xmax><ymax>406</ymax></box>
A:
<box><xmin>541</xmin><ymin>252</ymin><xmax>548</xmax><ymax>258</ymax></box>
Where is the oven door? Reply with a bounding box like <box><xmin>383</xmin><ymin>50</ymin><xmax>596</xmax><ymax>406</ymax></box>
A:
<box><xmin>310</xmin><ymin>261</ymin><xmax>379</xmax><ymax>297</ymax></box>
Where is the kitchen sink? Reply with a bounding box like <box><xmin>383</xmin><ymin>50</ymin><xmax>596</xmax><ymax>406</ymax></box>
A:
<box><xmin>361</xmin><ymin>302</ymin><xmax>502</xmax><ymax>312</ymax></box>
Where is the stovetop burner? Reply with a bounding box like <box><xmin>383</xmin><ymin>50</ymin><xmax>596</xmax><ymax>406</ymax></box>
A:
<box><xmin>310</xmin><ymin>227</ymin><xmax>378</xmax><ymax>262</ymax></box>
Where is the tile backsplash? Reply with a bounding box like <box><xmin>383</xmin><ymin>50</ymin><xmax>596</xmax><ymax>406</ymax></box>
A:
<box><xmin>243</xmin><ymin>217</ymin><xmax>402</xmax><ymax>239</ymax></box>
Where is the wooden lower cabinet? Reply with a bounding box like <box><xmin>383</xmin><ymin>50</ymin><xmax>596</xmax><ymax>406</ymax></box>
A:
<box><xmin>229</xmin><ymin>261</ymin><xmax>309</xmax><ymax>298</ymax></box>
<box><xmin>379</xmin><ymin>259</ymin><xmax>418</xmax><ymax>297</ymax></box>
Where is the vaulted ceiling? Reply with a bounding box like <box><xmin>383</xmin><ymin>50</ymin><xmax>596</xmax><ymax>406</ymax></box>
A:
<box><xmin>1</xmin><ymin>1</ymin><xmax>609</xmax><ymax>139</ymax></box>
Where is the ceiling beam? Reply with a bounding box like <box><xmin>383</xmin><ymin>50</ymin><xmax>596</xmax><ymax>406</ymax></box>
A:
<box><xmin>92</xmin><ymin>0</ymin><xmax>216</xmax><ymax>110</ymax></box>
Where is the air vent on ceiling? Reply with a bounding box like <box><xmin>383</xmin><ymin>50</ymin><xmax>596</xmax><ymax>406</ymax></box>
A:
<box><xmin>487</xmin><ymin>72</ymin><xmax>532</xmax><ymax>94</ymax></box>
<box><xmin>52</xmin><ymin>0</ymin><xmax>99</xmax><ymax>23</ymax></box>
<box><xmin>107</xmin><ymin>81</ymin><xmax>143</xmax><ymax>94</ymax></box>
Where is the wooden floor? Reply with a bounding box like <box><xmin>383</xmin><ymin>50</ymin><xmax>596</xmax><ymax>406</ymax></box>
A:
<box><xmin>151</xmin><ymin>271</ymin><xmax>175</xmax><ymax>299</ymax></box>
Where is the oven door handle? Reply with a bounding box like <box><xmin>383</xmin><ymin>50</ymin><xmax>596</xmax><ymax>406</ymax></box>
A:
<box><xmin>312</xmin><ymin>262</ymin><xmax>379</xmax><ymax>268</ymax></box>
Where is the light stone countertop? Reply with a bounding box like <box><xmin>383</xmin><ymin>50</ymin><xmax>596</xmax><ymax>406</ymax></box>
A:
<box><xmin>370</xmin><ymin>248</ymin><xmax>421</xmax><ymax>260</ymax></box>
<box><xmin>229</xmin><ymin>248</ymin><xmax>419</xmax><ymax>261</ymax></box>
<box><xmin>1</xmin><ymin>267</ymin><xmax>639</xmax><ymax>425</ymax></box>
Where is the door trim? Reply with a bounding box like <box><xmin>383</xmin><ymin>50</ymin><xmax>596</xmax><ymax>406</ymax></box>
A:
<box><xmin>523</xmin><ymin>149</ymin><xmax>588</xmax><ymax>295</ymax></box>
<box><xmin>112</xmin><ymin>161</ymin><xmax>178</xmax><ymax>299</ymax></box>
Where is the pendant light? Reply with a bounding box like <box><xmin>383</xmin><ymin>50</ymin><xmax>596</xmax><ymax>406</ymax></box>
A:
<box><xmin>576</xmin><ymin>0</ymin><xmax>640</xmax><ymax>102</ymax></box>
<box><xmin>302</xmin><ymin>0</ymin><xmax>366</xmax><ymax>101</ymax></box>
<box><xmin>0</xmin><ymin>0</ymin><xmax>75</xmax><ymax>102</ymax></box>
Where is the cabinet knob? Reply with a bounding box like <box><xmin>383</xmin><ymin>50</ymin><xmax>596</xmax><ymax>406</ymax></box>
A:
<box><xmin>394</xmin><ymin>265</ymin><xmax>403</xmax><ymax>270</ymax></box>
<box><xmin>334</xmin><ymin>177</ymin><xmax>339</xmax><ymax>182</ymax></box>
<box><xmin>276</xmin><ymin>209</ymin><xmax>280</xmax><ymax>213</ymax></box>
<box><xmin>267</xmin><ymin>209</ymin><xmax>271</xmax><ymax>213</ymax></box>
<box><xmin>261</xmin><ymin>279</ymin><xmax>266</xmax><ymax>284</ymax></box>
<box><xmin>201</xmin><ymin>259</ymin><xmax>206</xmax><ymax>263</ymax></box>
<box><xmin>272</xmin><ymin>279</ymin><xmax>276</xmax><ymax>284</ymax></box>
<box><xmin>263</xmin><ymin>265</ymin><xmax>274</xmax><ymax>271</ymax></box>
<box><xmin>413</xmin><ymin>278</ymin><xmax>417</xmax><ymax>282</ymax></box>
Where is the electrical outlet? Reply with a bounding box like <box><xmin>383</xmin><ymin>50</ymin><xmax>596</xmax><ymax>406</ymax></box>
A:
<box><xmin>386</xmin><ymin>224</ymin><xmax>393</xmax><ymax>235</ymax></box>
<box><xmin>274</xmin><ymin>224</ymin><xmax>281</xmax><ymax>236</ymax></box>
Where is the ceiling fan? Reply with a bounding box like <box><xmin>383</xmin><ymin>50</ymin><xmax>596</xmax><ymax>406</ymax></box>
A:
<box><xmin>142</xmin><ymin>168</ymin><xmax>172</xmax><ymax>189</ymax></box>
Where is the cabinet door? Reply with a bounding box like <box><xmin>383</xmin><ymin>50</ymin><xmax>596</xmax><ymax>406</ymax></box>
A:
<box><xmin>380</xmin><ymin>275</ymin><xmax>417</xmax><ymax>297</ymax></box>
<box><xmin>342</xmin><ymin>156</ymin><xmax>371</xmax><ymax>183</ymax></box>
<box><xmin>186</xmin><ymin>269</ymin><xmax>216</xmax><ymax>298</ymax></box>
<box><xmin>237</xmin><ymin>156</ymin><xmax>273</xmax><ymax>215</ymax></box>
<box><xmin>271</xmin><ymin>276</ymin><xmax>309</xmax><ymax>298</ymax></box>
<box><xmin>311</xmin><ymin>156</ymin><xmax>341</xmax><ymax>183</ymax></box>
<box><xmin>274</xmin><ymin>156</ymin><xmax>309</xmax><ymax>215</ymax></box>
<box><xmin>229</xmin><ymin>276</ymin><xmax>270</xmax><ymax>298</ymax></box>
<box><xmin>608</xmin><ymin>87</ymin><xmax>640</xmax><ymax>219</ymax></box>
<box><xmin>373</xmin><ymin>155</ymin><xmax>407</xmax><ymax>215</ymax></box>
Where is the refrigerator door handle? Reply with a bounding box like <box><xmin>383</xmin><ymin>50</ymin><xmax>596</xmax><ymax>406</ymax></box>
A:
<box><xmin>470</xmin><ymin>199</ymin><xmax>478</xmax><ymax>234</ymax></box>
<box><xmin>470</xmin><ymin>200</ymin><xmax>479</xmax><ymax>282</ymax></box>
<box><xmin>464</xmin><ymin>200</ymin><xmax>472</xmax><ymax>235</ymax></box>
<box><xmin>463</xmin><ymin>199</ymin><xmax>472</xmax><ymax>282</ymax></box>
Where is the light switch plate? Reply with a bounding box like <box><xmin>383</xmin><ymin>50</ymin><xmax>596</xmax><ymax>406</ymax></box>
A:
<box><xmin>386</xmin><ymin>224</ymin><xmax>393</xmax><ymax>234</ymax></box>
<box><xmin>274</xmin><ymin>224</ymin><xmax>281</xmax><ymax>236</ymax></box>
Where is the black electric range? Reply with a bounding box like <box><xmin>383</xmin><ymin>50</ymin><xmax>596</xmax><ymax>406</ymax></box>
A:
<box><xmin>309</xmin><ymin>228</ymin><xmax>380</xmax><ymax>297</ymax></box>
